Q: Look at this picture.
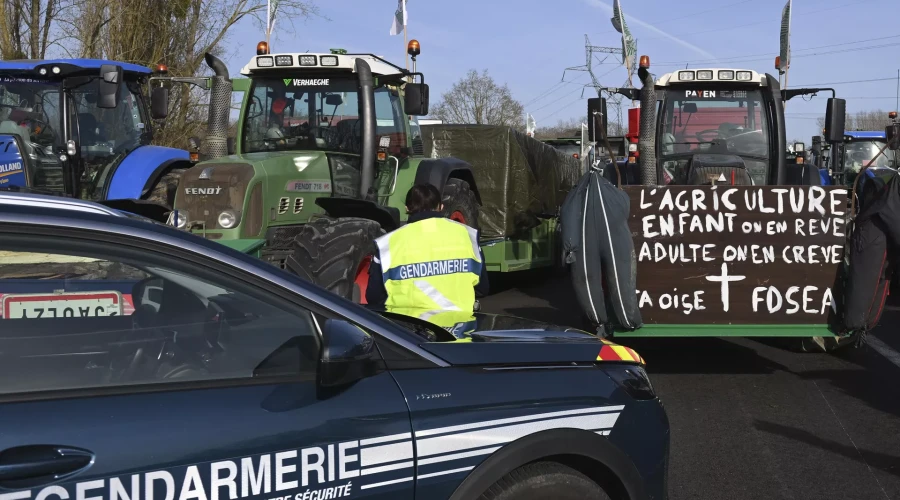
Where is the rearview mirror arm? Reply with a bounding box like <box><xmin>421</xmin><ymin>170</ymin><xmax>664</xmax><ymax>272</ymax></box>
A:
<box><xmin>149</xmin><ymin>76</ymin><xmax>212</xmax><ymax>90</ymax></box>
<box><xmin>782</xmin><ymin>87</ymin><xmax>835</xmax><ymax>101</ymax></box>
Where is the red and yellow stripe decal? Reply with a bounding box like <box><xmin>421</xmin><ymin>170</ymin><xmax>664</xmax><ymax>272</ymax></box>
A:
<box><xmin>596</xmin><ymin>342</ymin><xmax>645</xmax><ymax>365</ymax></box>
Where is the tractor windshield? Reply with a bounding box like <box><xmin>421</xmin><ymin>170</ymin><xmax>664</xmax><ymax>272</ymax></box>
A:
<box><xmin>242</xmin><ymin>77</ymin><xmax>406</xmax><ymax>155</ymax></box>
<box><xmin>659</xmin><ymin>88</ymin><xmax>771</xmax><ymax>185</ymax></box>
<box><xmin>0</xmin><ymin>76</ymin><xmax>147</xmax><ymax>197</ymax></box>
<box><xmin>0</xmin><ymin>77</ymin><xmax>64</xmax><ymax>191</ymax></box>
<box><xmin>70</xmin><ymin>79</ymin><xmax>148</xmax><ymax>200</ymax></box>
<box><xmin>843</xmin><ymin>139</ymin><xmax>895</xmax><ymax>176</ymax></box>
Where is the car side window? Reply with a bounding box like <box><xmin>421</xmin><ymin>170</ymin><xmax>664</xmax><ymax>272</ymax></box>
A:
<box><xmin>0</xmin><ymin>244</ymin><xmax>321</xmax><ymax>396</ymax></box>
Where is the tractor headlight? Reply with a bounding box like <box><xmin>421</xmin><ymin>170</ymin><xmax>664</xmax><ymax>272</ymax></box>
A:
<box><xmin>736</xmin><ymin>71</ymin><xmax>753</xmax><ymax>81</ymax></box>
<box><xmin>256</xmin><ymin>56</ymin><xmax>274</xmax><ymax>67</ymax></box>
<box><xmin>169</xmin><ymin>210</ymin><xmax>188</xmax><ymax>229</ymax></box>
<box><xmin>218</xmin><ymin>210</ymin><xmax>238</xmax><ymax>229</ymax></box>
<box><xmin>696</xmin><ymin>70</ymin><xmax>713</xmax><ymax>80</ymax></box>
<box><xmin>678</xmin><ymin>71</ymin><xmax>695</xmax><ymax>81</ymax></box>
<box><xmin>718</xmin><ymin>70</ymin><xmax>734</xmax><ymax>80</ymax></box>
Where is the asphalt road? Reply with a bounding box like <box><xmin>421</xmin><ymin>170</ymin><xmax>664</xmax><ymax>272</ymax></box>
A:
<box><xmin>480</xmin><ymin>269</ymin><xmax>900</xmax><ymax>500</ymax></box>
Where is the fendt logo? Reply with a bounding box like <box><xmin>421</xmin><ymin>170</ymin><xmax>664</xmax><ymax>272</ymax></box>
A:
<box><xmin>284</xmin><ymin>78</ymin><xmax>330</xmax><ymax>86</ymax></box>
<box><xmin>185</xmin><ymin>187</ymin><xmax>223</xmax><ymax>195</ymax></box>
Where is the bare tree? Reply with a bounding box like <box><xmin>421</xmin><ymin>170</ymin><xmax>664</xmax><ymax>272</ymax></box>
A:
<box><xmin>0</xmin><ymin>0</ymin><xmax>73</xmax><ymax>59</ymax></box>
<box><xmin>815</xmin><ymin>109</ymin><xmax>894</xmax><ymax>134</ymax></box>
<box><xmin>60</xmin><ymin>0</ymin><xmax>320</xmax><ymax>149</ymax></box>
<box><xmin>430</xmin><ymin>70</ymin><xmax>525</xmax><ymax>128</ymax></box>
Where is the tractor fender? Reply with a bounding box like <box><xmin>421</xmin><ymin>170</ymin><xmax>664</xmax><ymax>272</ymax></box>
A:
<box><xmin>315</xmin><ymin>197</ymin><xmax>402</xmax><ymax>232</ymax></box>
<box><xmin>105</xmin><ymin>145</ymin><xmax>190</xmax><ymax>200</ymax></box>
<box><xmin>414</xmin><ymin>158</ymin><xmax>482</xmax><ymax>204</ymax></box>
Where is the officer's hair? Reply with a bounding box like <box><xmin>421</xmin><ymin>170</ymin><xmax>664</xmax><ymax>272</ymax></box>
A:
<box><xmin>406</xmin><ymin>184</ymin><xmax>442</xmax><ymax>213</ymax></box>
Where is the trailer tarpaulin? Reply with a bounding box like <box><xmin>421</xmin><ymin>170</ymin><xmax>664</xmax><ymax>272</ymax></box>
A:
<box><xmin>560</xmin><ymin>168</ymin><xmax>642</xmax><ymax>334</ymax></box>
<box><xmin>422</xmin><ymin>124</ymin><xmax>582</xmax><ymax>240</ymax></box>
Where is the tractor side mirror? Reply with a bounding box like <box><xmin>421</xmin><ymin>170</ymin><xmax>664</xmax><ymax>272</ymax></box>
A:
<box><xmin>587</xmin><ymin>97</ymin><xmax>607</xmax><ymax>142</ymax></box>
<box><xmin>404</xmin><ymin>83</ymin><xmax>429</xmax><ymax>116</ymax></box>
<box><xmin>150</xmin><ymin>87</ymin><xmax>169</xmax><ymax>120</ymax></box>
<box><xmin>823</xmin><ymin>98</ymin><xmax>846</xmax><ymax>143</ymax></box>
<box><xmin>886</xmin><ymin>123</ymin><xmax>899</xmax><ymax>151</ymax></box>
<box><xmin>97</xmin><ymin>64</ymin><xmax>123</xmax><ymax>109</ymax></box>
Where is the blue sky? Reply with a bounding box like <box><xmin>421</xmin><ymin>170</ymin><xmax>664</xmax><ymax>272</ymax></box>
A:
<box><xmin>223</xmin><ymin>0</ymin><xmax>900</xmax><ymax>139</ymax></box>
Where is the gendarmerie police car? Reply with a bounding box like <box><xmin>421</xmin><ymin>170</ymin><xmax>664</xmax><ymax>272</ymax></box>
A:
<box><xmin>0</xmin><ymin>192</ymin><xmax>669</xmax><ymax>500</ymax></box>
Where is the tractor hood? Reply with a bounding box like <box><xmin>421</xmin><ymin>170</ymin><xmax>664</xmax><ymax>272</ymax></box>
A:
<box><xmin>414</xmin><ymin>313</ymin><xmax>644</xmax><ymax>366</ymax></box>
<box><xmin>174</xmin><ymin>151</ymin><xmax>359</xmax><ymax>238</ymax></box>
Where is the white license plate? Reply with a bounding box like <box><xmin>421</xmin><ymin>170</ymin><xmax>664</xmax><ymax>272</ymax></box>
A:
<box><xmin>2</xmin><ymin>291</ymin><xmax>124</xmax><ymax>319</ymax></box>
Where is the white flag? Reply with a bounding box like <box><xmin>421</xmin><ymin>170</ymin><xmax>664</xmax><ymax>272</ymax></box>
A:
<box><xmin>779</xmin><ymin>0</ymin><xmax>791</xmax><ymax>71</ymax></box>
<box><xmin>526</xmin><ymin>114</ymin><xmax>536</xmax><ymax>137</ymax></box>
<box><xmin>390</xmin><ymin>0</ymin><xmax>407</xmax><ymax>36</ymax></box>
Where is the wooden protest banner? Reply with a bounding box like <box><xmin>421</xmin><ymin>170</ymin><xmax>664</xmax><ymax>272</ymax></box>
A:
<box><xmin>623</xmin><ymin>185</ymin><xmax>848</xmax><ymax>324</ymax></box>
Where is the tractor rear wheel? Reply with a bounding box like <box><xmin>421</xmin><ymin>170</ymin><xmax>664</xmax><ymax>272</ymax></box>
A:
<box><xmin>147</xmin><ymin>168</ymin><xmax>186</xmax><ymax>209</ymax></box>
<box><xmin>441</xmin><ymin>179</ymin><xmax>480</xmax><ymax>230</ymax></box>
<box><xmin>286</xmin><ymin>217</ymin><xmax>385</xmax><ymax>302</ymax></box>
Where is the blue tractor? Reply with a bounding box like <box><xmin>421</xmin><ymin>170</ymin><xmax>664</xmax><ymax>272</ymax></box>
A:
<box><xmin>0</xmin><ymin>59</ymin><xmax>195</xmax><ymax>217</ymax></box>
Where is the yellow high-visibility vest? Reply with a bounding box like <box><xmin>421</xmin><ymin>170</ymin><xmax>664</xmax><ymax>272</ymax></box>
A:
<box><xmin>375</xmin><ymin>217</ymin><xmax>481</xmax><ymax>325</ymax></box>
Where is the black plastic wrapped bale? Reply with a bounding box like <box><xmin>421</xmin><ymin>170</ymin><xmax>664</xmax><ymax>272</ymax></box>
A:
<box><xmin>838</xmin><ymin>173</ymin><xmax>900</xmax><ymax>332</ymax></box>
<box><xmin>560</xmin><ymin>168</ymin><xmax>643</xmax><ymax>334</ymax></box>
<box><xmin>421</xmin><ymin>125</ymin><xmax>582</xmax><ymax>240</ymax></box>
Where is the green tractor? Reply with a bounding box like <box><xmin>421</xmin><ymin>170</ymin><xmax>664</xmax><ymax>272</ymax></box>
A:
<box><xmin>162</xmin><ymin>41</ymin><xmax>579</xmax><ymax>301</ymax></box>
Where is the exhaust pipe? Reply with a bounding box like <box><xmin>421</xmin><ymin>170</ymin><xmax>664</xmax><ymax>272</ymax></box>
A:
<box><xmin>637</xmin><ymin>65</ymin><xmax>657</xmax><ymax>186</ymax></box>
<box><xmin>355</xmin><ymin>58</ymin><xmax>376</xmax><ymax>199</ymax></box>
<box><xmin>200</xmin><ymin>53</ymin><xmax>232</xmax><ymax>161</ymax></box>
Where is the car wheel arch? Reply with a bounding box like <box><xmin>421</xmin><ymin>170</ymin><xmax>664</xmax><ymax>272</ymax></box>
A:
<box><xmin>445</xmin><ymin>428</ymin><xmax>648</xmax><ymax>500</ymax></box>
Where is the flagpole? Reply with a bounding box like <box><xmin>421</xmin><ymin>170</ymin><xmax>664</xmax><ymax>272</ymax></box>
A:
<box><xmin>404</xmin><ymin>24</ymin><xmax>409</xmax><ymax>70</ymax></box>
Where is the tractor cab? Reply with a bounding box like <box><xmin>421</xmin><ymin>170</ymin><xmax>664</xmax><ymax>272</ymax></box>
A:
<box><xmin>654</xmin><ymin>69</ymin><xmax>775</xmax><ymax>186</ymax></box>
<box><xmin>0</xmin><ymin>60</ymin><xmax>153</xmax><ymax>199</ymax></box>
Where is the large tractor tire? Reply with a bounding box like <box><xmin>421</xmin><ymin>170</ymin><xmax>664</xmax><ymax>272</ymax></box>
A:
<box><xmin>442</xmin><ymin>178</ymin><xmax>480</xmax><ymax>230</ymax></box>
<box><xmin>147</xmin><ymin>168</ymin><xmax>186</xmax><ymax>209</ymax></box>
<box><xmin>286</xmin><ymin>217</ymin><xmax>385</xmax><ymax>302</ymax></box>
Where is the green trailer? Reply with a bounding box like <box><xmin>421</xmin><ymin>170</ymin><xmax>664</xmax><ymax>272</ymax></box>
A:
<box><xmin>158</xmin><ymin>43</ymin><xmax>580</xmax><ymax>301</ymax></box>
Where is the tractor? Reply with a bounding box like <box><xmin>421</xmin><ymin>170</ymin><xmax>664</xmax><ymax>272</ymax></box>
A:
<box><xmin>161</xmin><ymin>41</ymin><xmax>579</xmax><ymax>301</ymax></box>
<box><xmin>0</xmin><ymin>58</ymin><xmax>197</xmax><ymax>218</ymax></box>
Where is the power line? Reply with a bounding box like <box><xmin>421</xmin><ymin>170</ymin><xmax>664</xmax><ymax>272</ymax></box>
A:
<box><xmin>530</xmin><ymin>86</ymin><xmax>585</xmax><ymax>115</ymax></box>
<box><xmin>638</xmin><ymin>0</ymin><xmax>877</xmax><ymax>43</ymax></box>
<box><xmin>790</xmin><ymin>76</ymin><xmax>898</xmax><ymax>86</ymax></box>
<box><xmin>523</xmin><ymin>75</ymin><xmax>587</xmax><ymax>107</ymax></box>
<box><xmin>537</xmin><ymin>95</ymin><xmax>587</xmax><ymax>123</ymax></box>
<box><xmin>590</xmin><ymin>0</ymin><xmax>756</xmax><ymax>38</ymax></box>
<box><xmin>654</xmin><ymin>34</ymin><xmax>900</xmax><ymax>67</ymax></box>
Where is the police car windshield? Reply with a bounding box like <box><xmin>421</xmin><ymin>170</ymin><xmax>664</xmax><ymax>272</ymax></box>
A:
<box><xmin>242</xmin><ymin>77</ymin><xmax>405</xmax><ymax>155</ymax></box>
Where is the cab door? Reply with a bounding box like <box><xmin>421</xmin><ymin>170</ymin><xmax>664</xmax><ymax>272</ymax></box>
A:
<box><xmin>0</xmin><ymin>228</ymin><xmax>414</xmax><ymax>500</ymax></box>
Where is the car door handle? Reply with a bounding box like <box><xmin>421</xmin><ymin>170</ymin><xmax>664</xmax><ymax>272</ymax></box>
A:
<box><xmin>0</xmin><ymin>445</ymin><xmax>94</xmax><ymax>487</ymax></box>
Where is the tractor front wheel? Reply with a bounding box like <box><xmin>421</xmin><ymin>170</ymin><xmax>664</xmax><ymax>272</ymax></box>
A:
<box><xmin>441</xmin><ymin>179</ymin><xmax>480</xmax><ymax>230</ymax></box>
<box><xmin>286</xmin><ymin>217</ymin><xmax>385</xmax><ymax>302</ymax></box>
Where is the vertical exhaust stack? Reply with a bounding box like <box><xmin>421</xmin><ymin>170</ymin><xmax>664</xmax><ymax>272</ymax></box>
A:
<box><xmin>200</xmin><ymin>53</ymin><xmax>232</xmax><ymax>161</ymax></box>
<box><xmin>637</xmin><ymin>57</ymin><xmax>657</xmax><ymax>186</ymax></box>
<box><xmin>355</xmin><ymin>58</ymin><xmax>376</xmax><ymax>199</ymax></box>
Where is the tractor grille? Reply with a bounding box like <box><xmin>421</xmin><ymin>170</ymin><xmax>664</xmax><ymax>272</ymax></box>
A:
<box><xmin>174</xmin><ymin>162</ymin><xmax>254</xmax><ymax>230</ymax></box>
